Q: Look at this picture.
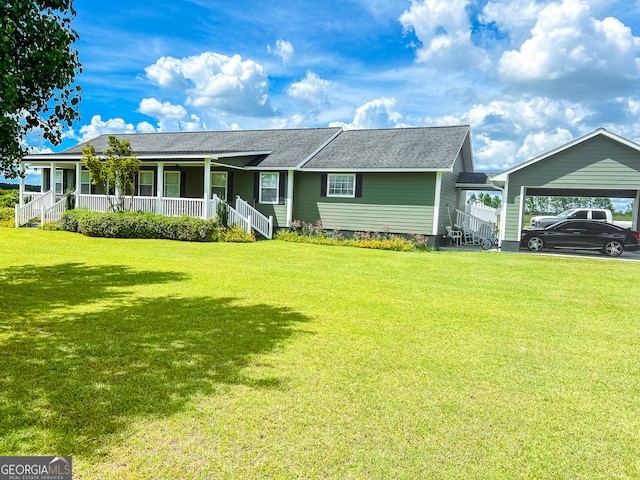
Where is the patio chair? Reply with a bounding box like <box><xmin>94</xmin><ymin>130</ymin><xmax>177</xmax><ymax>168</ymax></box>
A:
<box><xmin>446</xmin><ymin>226</ymin><xmax>462</xmax><ymax>247</ymax></box>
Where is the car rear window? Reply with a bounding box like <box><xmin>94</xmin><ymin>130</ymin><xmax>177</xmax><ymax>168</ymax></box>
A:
<box><xmin>592</xmin><ymin>211</ymin><xmax>607</xmax><ymax>220</ymax></box>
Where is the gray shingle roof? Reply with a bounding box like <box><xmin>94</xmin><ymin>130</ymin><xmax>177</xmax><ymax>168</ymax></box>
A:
<box><xmin>456</xmin><ymin>172</ymin><xmax>497</xmax><ymax>184</ymax></box>
<box><xmin>301</xmin><ymin>126</ymin><xmax>470</xmax><ymax>170</ymax></box>
<box><xmin>60</xmin><ymin>128</ymin><xmax>342</xmax><ymax>169</ymax></box>
<box><xmin>35</xmin><ymin>125</ymin><xmax>471</xmax><ymax>171</ymax></box>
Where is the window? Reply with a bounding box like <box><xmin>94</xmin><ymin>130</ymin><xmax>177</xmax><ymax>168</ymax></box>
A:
<box><xmin>592</xmin><ymin>210</ymin><xmax>607</xmax><ymax>220</ymax></box>
<box><xmin>138</xmin><ymin>171</ymin><xmax>154</xmax><ymax>196</ymax></box>
<box><xmin>80</xmin><ymin>170</ymin><xmax>91</xmax><ymax>194</ymax></box>
<box><xmin>568</xmin><ymin>210</ymin><xmax>588</xmax><ymax>219</ymax></box>
<box><xmin>164</xmin><ymin>171</ymin><xmax>180</xmax><ymax>198</ymax></box>
<box><xmin>211</xmin><ymin>172</ymin><xmax>228</xmax><ymax>200</ymax></box>
<box><xmin>259</xmin><ymin>172</ymin><xmax>279</xmax><ymax>204</ymax></box>
<box><xmin>327</xmin><ymin>174</ymin><xmax>355</xmax><ymax>198</ymax></box>
<box><xmin>54</xmin><ymin>170</ymin><xmax>63</xmax><ymax>194</ymax></box>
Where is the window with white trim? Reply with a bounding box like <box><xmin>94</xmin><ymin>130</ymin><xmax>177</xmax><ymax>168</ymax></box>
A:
<box><xmin>164</xmin><ymin>171</ymin><xmax>180</xmax><ymax>198</ymax></box>
<box><xmin>327</xmin><ymin>174</ymin><xmax>355</xmax><ymax>198</ymax></box>
<box><xmin>54</xmin><ymin>170</ymin><xmax>64</xmax><ymax>194</ymax></box>
<box><xmin>259</xmin><ymin>172</ymin><xmax>279</xmax><ymax>204</ymax></box>
<box><xmin>138</xmin><ymin>171</ymin><xmax>154</xmax><ymax>196</ymax></box>
<box><xmin>80</xmin><ymin>170</ymin><xmax>91</xmax><ymax>194</ymax></box>
<box><xmin>211</xmin><ymin>172</ymin><xmax>227</xmax><ymax>200</ymax></box>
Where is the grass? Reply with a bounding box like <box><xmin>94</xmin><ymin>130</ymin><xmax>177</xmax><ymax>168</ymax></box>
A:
<box><xmin>1</xmin><ymin>228</ymin><xmax>640</xmax><ymax>479</ymax></box>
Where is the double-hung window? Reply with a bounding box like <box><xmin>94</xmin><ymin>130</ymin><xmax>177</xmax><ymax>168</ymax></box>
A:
<box><xmin>54</xmin><ymin>170</ymin><xmax>64</xmax><ymax>194</ymax></box>
<box><xmin>80</xmin><ymin>170</ymin><xmax>91</xmax><ymax>194</ymax></box>
<box><xmin>164</xmin><ymin>171</ymin><xmax>180</xmax><ymax>198</ymax></box>
<box><xmin>211</xmin><ymin>172</ymin><xmax>228</xmax><ymax>200</ymax></box>
<box><xmin>138</xmin><ymin>171</ymin><xmax>154</xmax><ymax>196</ymax></box>
<box><xmin>259</xmin><ymin>172</ymin><xmax>279</xmax><ymax>204</ymax></box>
<box><xmin>327</xmin><ymin>174</ymin><xmax>355</xmax><ymax>198</ymax></box>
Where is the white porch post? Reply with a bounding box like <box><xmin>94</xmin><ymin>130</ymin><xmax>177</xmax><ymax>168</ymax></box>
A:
<box><xmin>286</xmin><ymin>169</ymin><xmax>294</xmax><ymax>227</ymax></box>
<box><xmin>75</xmin><ymin>162</ymin><xmax>81</xmax><ymax>207</ymax></box>
<box><xmin>156</xmin><ymin>162</ymin><xmax>164</xmax><ymax>214</ymax></box>
<box><xmin>18</xmin><ymin>162</ymin><xmax>25</xmax><ymax>207</ymax></box>
<box><xmin>50</xmin><ymin>162</ymin><xmax>56</xmax><ymax>202</ymax></box>
<box><xmin>432</xmin><ymin>172</ymin><xmax>442</xmax><ymax>236</ymax></box>
<box><xmin>203</xmin><ymin>158</ymin><xmax>211</xmax><ymax>219</ymax></box>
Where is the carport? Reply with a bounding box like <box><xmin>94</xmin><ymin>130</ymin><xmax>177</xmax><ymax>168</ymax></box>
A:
<box><xmin>491</xmin><ymin>128</ymin><xmax>640</xmax><ymax>252</ymax></box>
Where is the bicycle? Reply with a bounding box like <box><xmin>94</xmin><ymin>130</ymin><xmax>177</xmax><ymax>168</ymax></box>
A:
<box><xmin>481</xmin><ymin>228</ymin><xmax>500</xmax><ymax>250</ymax></box>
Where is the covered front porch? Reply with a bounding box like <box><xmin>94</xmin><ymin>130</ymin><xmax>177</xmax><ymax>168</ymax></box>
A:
<box><xmin>15</xmin><ymin>159</ymin><xmax>276</xmax><ymax>238</ymax></box>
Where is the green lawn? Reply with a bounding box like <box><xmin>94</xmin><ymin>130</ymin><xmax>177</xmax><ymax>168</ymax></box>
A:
<box><xmin>1</xmin><ymin>228</ymin><xmax>640</xmax><ymax>479</ymax></box>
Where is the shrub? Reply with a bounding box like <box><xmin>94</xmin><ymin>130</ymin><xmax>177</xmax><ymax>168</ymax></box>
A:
<box><xmin>279</xmin><ymin>219</ymin><xmax>431</xmax><ymax>252</ymax></box>
<box><xmin>58</xmin><ymin>209</ymin><xmax>256</xmax><ymax>243</ymax></box>
<box><xmin>60</xmin><ymin>208</ymin><xmax>94</xmax><ymax>233</ymax></box>
<box><xmin>0</xmin><ymin>207</ymin><xmax>15</xmax><ymax>227</ymax></box>
<box><xmin>40</xmin><ymin>221</ymin><xmax>62</xmax><ymax>231</ymax></box>
<box><xmin>0</xmin><ymin>190</ymin><xmax>19</xmax><ymax>208</ymax></box>
<box><xmin>216</xmin><ymin>225</ymin><xmax>256</xmax><ymax>243</ymax></box>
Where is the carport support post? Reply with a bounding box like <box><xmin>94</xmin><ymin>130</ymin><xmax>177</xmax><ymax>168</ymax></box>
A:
<box><xmin>634</xmin><ymin>190</ymin><xmax>640</xmax><ymax>231</ymax></box>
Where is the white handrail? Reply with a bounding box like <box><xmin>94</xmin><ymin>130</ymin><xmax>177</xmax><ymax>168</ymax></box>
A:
<box><xmin>235</xmin><ymin>196</ymin><xmax>273</xmax><ymax>239</ymax></box>
<box><xmin>42</xmin><ymin>198</ymin><xmax>66</xmax><ymax>225</ymax></box>
<box><xmin>455</xmin><ymin>209</ymin><xmax>495</xmax><ymax>244</ymax></box>
<box><xmin>15</xmin><ymin>190</ymin><xmax>54</xmax><ymax>227</ymax></box>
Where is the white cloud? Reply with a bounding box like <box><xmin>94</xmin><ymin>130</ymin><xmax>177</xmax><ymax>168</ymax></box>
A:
<box><xmin>400</xmin><ymin>0</ymin><xmax>488</xmax><ymax>69</ymax></box>
<box><xmin>287</xmin><ymin>71</ymin><xmax>331</xmax><ymax>109</ymax></box>
<box><xmin>516</xmin><ymin>128</ymin><xmax>574</xmax><ymax>160</ymax></box>
<box><xmin>329</xmin><ymin>98</ymin><xmax>403</xmax><ymax>129</ymax></box>
<box><xmin>268</xmin><ymin>39</ymin><xmax>295</xmax><ymax>64</ymax></box>
<box><xmin>138</xmin><ymin>98</ymin><xmax>203</xmax><ymax>132</ymax></box>
<box><xmin>144</xmin><ymin>52</ymin><xmax>274</xmax><ymax>117</ymax></box>
<box><xmin>498</xmin><ymin>0</ymin><xmax>640</xmax><ymax>84</ymax></box>
<box><xmin>144</xmin><ymin>56</ymin><xmax>186</xmax><ymax>90</ymax></box>
<box><xmin>78</xmin><ymin>115</ymin><xmax>137</xmax><ymax>142</ymax></box>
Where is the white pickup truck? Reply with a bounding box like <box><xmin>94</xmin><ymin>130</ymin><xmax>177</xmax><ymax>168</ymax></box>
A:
<box><xmin>529</xmin><ymin>208</ymin><xmax>613</xmax><ymax>229</ymax></box>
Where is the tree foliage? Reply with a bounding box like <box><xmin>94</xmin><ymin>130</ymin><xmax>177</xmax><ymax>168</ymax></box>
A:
<box><xmin>82</xmin><ymin>136</ymin><xmax>141</xmax><ymax>212</ymax></box>
<box><xmin>468</xmin><ymin>192</ymin><xmax>501</xmax><ymax>209</ymax></box>
<box><xmin>1</xmin><ymin>0</ymin><xmax>82</xmax><ymax>178</ymax></box>
<box><xmin>525</xmin><ymin>196</ymin><xmax>615</xmax><ymax>215</ymax></box>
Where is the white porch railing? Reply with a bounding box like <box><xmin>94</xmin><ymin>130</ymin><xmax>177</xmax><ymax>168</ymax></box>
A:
<box><xmin>228</xmin><ymin>206</ymin><xmax>251</xmax><ymax>232</ymax></box>
<box><xmin>130</xmin><ymin>196</ymin><xmax>157</xmax><ymax>213</ymax></box>
<box><xmin>235</xmin><ymin>196</ymin><xmax>273</xmax><ymax>239</ymax></box>
<box><xmin>15</xmin><ymin>190</ymin><xmax>54</xmax><ymax>227</ymax></box>
<box><xmin>163</xmin><ymin>197</ymin><xmax>204</xmax><ymax>217</ymax></box>
<box><xmin>455</xmin><ymin>209</ymin><xmax>495</xmax><ymax>244</ymax></box>
<box><xmin>42</xmin><ymin>198</ymin><xmax>66</xmax><ymax>224</ymax></box>
<box><xmin>77</xmin><ymin>194</ymin><xmax>111</xmax><ymax>212</ymax></box>
<box><xmin>211</xmin><ymin>194</ymin><xmax>260</xmax><ymax>235</ymax></box>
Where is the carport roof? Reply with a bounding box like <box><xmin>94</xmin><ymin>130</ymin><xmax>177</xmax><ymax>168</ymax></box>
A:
<box><xmin>492</xmin><ymin>128</ymin><xmax>640</xmax><ymax>183</ymax></box>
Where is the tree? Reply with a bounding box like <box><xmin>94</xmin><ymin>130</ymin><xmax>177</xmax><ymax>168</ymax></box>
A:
<box><xmin>1</xmin><ymin>0</ymin><xmax>82</xmax><ymax>178</ymax></box>
<box><xmin>83</xmin><ymin>136</ymin><xmax>140</xmax><ymax>212</ymax></box>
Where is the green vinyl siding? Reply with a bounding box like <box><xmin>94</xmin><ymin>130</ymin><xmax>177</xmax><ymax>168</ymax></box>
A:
<box><xmin>438</xmin><ymin>152</ymin><xmax>465</xmax><ymax>235</ymax></box>
<box><xmin>293</xmin><ymin>172</ymin><xmax>436</xmax><ymax>234</ymax></box>
<box><xmin>503</xmin><ymin>135</ymin><xmax>640</xmax><ymax>240</ymax></box>
<box><xmin>232</xmin><ymin>171</ymin><xmax>288</xmax><ymax>228</ymax></box>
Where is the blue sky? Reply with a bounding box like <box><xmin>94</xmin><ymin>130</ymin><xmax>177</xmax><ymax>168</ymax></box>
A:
<box><xmin>14</xmin><ymin>0</ymin><xmax>640</xmax><ymax>182</ymax></box>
